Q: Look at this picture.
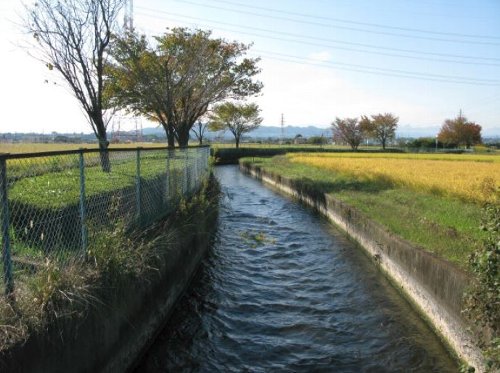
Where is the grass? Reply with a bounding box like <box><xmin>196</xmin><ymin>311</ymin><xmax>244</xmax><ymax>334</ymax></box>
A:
<box><xmin>242</xmin><ymin>155</ymin><xmax>493</xmax><ymax>269</ymax></box>
<box><xmin>0</xmin><ymin>174</ymin><xmax>219</xmax><ymax>351</ymax></box>
<box><xmin>8</xmin><ymin>151</ymin><xmax>189</xmax><ymax>209</ymax></box>
<box><xmin>0</xmin><ymin>142</ymin><xmax>168</xmax><ymax>154</ymax></box>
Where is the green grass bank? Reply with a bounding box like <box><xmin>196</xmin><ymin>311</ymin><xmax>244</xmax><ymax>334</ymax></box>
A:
<box><xmin>241</xmin><ymin>155</ymin><xmax>487</xmax><ymax>270</ymax></box>
<box><xmin>239</xmin><ymin>159</ymin><xmax>493</xmax><ymax>370</ymax></box>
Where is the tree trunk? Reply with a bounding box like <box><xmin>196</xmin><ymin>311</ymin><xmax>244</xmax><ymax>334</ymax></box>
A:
<box><xmin>167</xmin><ymin>130</ymin><xmax>176</xmax><ymax>148</ymax></box>
<box><xmin>161</xmin><ymin>122</ymin><xmax>176</xmax><ymax>148</ymax></box>
<box><xmin>93</xmin><ymin>113</ymin><xmax>111</xmax><ymax>172</ymax></box>
<box><xmin>382</xmin><ymin>138</ymin><xmax>386</xmax><ymax>150</ymax></box>
<box><xmin>98</xmin><ymin>138</ymin><xmax>111</xmax><ymax>173</ymax></box>
<box><xmin>177</xmin><ymin>126</ymin><xmax>191</xmax><ymax>148</ymax></box>
<box><xmin>235</xmin><ymin>136</ymin><xmax>240</xmax><ymax>148</ymax></box>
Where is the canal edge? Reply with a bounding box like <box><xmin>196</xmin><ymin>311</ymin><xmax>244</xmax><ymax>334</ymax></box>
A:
<box><xmin>239</xmin><ymin>162</ymin><xmax>486</xmax><ymax>372</ymax></box>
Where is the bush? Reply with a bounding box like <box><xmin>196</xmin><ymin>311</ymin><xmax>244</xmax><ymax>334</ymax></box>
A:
<box><xmin>307</xmin><ymin>136</ymin><xmax>328</xmax><ymax>145</ymax></box>
<box><xmin>211</xmin><ymin>146</ymin><xmax>404</xmax><ymax>164</ymax></box>
<box><xmin>463</xmin><ymin>203</ymin><xmax>500</xmax><ymax>371</ymax></box>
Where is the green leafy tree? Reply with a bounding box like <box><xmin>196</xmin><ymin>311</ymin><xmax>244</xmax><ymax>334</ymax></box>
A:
<box><xmin>331</xmin><ymin>117</ymin><xmax>364</xmax><ymax>150</ymax></box>
<box><xmin>438</xmin><ymin>112</ymin><xmax>482</xmax><ymax>148</ymax></box>
<box><xmin>25</xmin><ymin>0</ymin><xmax>126</xmax><ymax>171</ymax></box>
<box><xmin>105</xmin><ymin>32</ymin><xmax>178</xmax><ymax>145</ymax></box>
<box><xmin>307</xmin><ymin>136</ymin><xmax>328</xmax><ymax>145</ymax></box>
<box><xmin>360</xmin><ymin>113</ymin><xmax>399</xmax><ymax>150</ymax></box>
<box><xmin>208</xmin><ymin>103</ymin><xmax>262</xmax><ymax>148</ymax></box>
<box><xmin>106</xmin><ymin>28</ymin><xmax>262</xmax><ymax>147</ymax></box>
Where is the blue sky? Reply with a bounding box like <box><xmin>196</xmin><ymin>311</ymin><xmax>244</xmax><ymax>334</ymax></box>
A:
<box><xmin>1</xmin><ymin>0</ymin><xmax>499</xmax><ymax>135</ymax></box>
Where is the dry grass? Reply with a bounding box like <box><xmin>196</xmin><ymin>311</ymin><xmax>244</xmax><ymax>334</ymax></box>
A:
<box><xmin>287</xmin><ymin>153</ymin><xmax>500</xmax><ymax>203</ymax></box>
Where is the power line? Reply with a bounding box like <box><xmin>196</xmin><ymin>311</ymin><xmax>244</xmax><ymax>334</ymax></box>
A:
<box><xmin>133</xmin><ymin>9</ymin><xmax>500</xmax><ymax>86</ymax></box>
<box><xmin>248</xmin><ymin>50</ymin><xmax>500</xmax><ymax>86</ymax></box>
<box><xmin>138</xmin><ymin>22</ymin><xmax>500</xmax><ymax>85</ymax></box>
<box><xmin>173</xmin><ymin>0</ymin><xmax>500</xmax><ymax>46</ymax></box>
<box><xmin>203</xmin><ymin>0</ymin><xmax>500</xmax><ymax>41</ymax></box>
<box><xmin>136</xmin><ymin>7</ymin><xmax>500</xmax><ymax>63</ymax></box>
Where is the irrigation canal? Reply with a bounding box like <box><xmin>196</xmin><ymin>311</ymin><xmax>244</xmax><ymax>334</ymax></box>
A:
<box><xmin>135</xmin><ymin>165</ymin><xmax>457</xmax><ymax>372</ymax></box>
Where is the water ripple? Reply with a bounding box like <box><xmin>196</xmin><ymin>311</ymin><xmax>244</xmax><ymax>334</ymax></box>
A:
<box><xmin>135</xmin><ymin>166</ymin><xmax>457</xmax><ymax>372</ymax></box>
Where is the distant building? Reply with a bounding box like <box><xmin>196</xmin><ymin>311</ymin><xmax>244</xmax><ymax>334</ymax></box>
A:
<box><xmin>294</xmin><ymin>134</ymin><xmax>307</xmax><ymax>144</ymax></box>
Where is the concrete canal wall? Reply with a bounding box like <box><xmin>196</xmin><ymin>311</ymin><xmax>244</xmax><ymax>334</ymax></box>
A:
<box><xmin>240</xmin><ymin>162</ymin><xmax>485</xmax><ymax>371</ymax></box>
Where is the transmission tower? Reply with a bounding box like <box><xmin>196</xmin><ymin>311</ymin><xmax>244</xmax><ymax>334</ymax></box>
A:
<box><xmin>112</xmin><ymin>117</ymin><xmax>121</xmax><ymax>143</ymax></box>
<box><xmin>124</xmin><ymin>0</ymin><xmax>134</xmax><ymax>31</ymax></box>
<box><xmin>135</xmin><ymin>118</ymin><xmax>143</xmax><ymax>142</ymax></box>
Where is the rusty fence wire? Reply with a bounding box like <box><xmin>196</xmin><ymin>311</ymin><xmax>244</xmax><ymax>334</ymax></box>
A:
<box><xmin>0</xmin><ymin>146</ymin><xmax>210</xmax><ymax>296</ymax></box>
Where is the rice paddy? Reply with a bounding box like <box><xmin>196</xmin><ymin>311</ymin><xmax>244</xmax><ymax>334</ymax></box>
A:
<box><xmin>287</xmin><ymin>153</ymin><xmax>500</xmax><ymax>204</ymax></box>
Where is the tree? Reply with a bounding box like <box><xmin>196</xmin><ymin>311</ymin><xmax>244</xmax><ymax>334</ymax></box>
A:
<box><xmin>360</xmin><ymin>113</ymin><xmax>398</xmax><ymax>150</ymax></box>
<box><xmin>25</xmin><ymin>0</ymin><xmax>125</xmax><ymax>171</ymax></box>
<box><xmin>307</xmin><ymin>136</ymin><xmax>328</xmax><ymax>145</ymax></box>
<box><xmin>107</xmin><ymin>28</ymin><xmax>262</xmax><ymax>147</ymax></box>
<box><xmin>191</xmin><ymin>121</ymin><xmax>208</xmax><ymax>145</ymax></box>
<box><xmin>331</xmin><ymin>117</ymin><xmax>364</xmax><ymax>150</ymax></box>
<box><xmin>438</xmin><ymin>112</ymin><xmax>482</xmax><ymax>148</ymax></box>
<box><xmin>209</xmin><ymin>103</ymin><xmax>262</xmax><ymax>148</ymax></box>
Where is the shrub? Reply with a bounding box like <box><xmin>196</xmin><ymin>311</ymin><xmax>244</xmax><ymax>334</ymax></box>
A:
<box><xmin>463</xmin><ymin>203</ymin><xmax>500</xmax><ymax>371</ymax></box>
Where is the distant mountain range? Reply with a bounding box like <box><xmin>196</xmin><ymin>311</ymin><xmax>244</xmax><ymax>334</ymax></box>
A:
<box><xmin>243</xmin><ymin>125</ymin><xmax>330</xmax><ymax>139</ymax></box>
<box><xmin>142</xmin><ymin>124</ymin><xmax>499</xmax><ymax>139</ymax></box>
<box><xmin>2</xmin><ymin>124</ymin><xmax>498</xmax><ymax>141</ymax></box>
<box><xmin>142</xmin><ymin>125</ymin><xmax>331</xmax><ymax>139</ymax></box>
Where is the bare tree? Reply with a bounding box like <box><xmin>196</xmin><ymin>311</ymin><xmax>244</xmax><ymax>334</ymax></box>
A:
<box><xmin>191</xmin><ymin>121</ymin><xmax>209</xmax><ymax>145</ymax></box>
<box><xmin>25</xmin><ymin>0</ymin><xmax>125</xmax><ymax>171</ymax></box>
<box><xmin>331</xmin><ymin>117</ymin><xmax>364</xmax><ymax>150</ymax></box>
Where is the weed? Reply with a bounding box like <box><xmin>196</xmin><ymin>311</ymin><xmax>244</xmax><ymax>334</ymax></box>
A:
<box><xmin>240</xmin><ymin>230</ymin><xmax>276</xmax><ymax>247</ymax></box>
<box><xmin>463</xmin><ymin>204</ymin><xmax>500</xmax><ymax>372</ymax></box>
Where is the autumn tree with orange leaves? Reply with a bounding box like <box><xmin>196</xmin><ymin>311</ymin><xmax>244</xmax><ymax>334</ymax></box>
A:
<box><xmin>438</xmin><ymin>112</ymin><xmax>482</xmax><ymax>148</ymax></box>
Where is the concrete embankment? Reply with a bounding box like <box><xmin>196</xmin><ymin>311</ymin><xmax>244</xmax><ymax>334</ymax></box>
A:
<box><xmin>240</xmin><ymin>162</ymin><xmax>485</xmax><ymax>371</ymax></box>
<box><xmin>0</xmin><ymin>180</ymin><xmax>219</xmax><ymax>373</ymax></box>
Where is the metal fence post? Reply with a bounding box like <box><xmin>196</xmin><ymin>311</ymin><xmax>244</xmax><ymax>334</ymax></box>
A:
<box><xmin>184</xmin><ymin>148</ymin><xmax>190</xmax><ymax>194</ymax></box>
<box><xmin>136</xmin><ymin>148</ymin><xmax>142</xmax><ymax>223</ymax></box>
<box><xmin>205</xmin><ymin>146</ymin><xmax>210</xmax><ymax>177</ymax></box>
<box><xmin>79</xmin><ymin>150</ymin><xmax>88</xmax><ymax>256</ymax></box>
<box><xmin>194</xmin><ymin>149</ymin><xmax>199</xmax><ymax>189</ymax></box>
<box><xmin>166</xmin><ymin>149</ymin><xmax>171</xmax><ymax>206</ymax></box>
<box><xmin>0</xmin><ymin>155</ymin><xmax>14</xmax><ymax>296</ymax></box>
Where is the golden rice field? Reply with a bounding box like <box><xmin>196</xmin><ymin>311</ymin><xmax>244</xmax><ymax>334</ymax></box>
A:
<box><xmin>287</xmin><ymin>153</ymin><xmax>500</xmax><ymax>203</ymax></box>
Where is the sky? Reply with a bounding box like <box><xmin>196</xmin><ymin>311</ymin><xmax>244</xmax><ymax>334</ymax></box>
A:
<box><xmin>0</xmin><ymin>0</ymin><xmax>499</xmax><ymax>136</ymax></box>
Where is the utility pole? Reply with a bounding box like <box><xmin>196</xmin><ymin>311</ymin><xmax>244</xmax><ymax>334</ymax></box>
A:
<box><xmin>280</xmin><ymin>113</ymin><xmax>285</xmax><ymax>145</ymax></box>
<box><xmin>124</xmin><ymin>0</ymin><xmax>134</xmax><ymax>31</ymax></box>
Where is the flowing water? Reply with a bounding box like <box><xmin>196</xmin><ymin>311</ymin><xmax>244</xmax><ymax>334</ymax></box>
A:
<box><xmin>135</xmin><ymin>165</ymin><xmax>457</xmax><ymax>372</ymax></box>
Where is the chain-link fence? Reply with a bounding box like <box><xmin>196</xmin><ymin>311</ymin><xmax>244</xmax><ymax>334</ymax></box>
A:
<box><xmin>0</xmin><ymin>146</ymin><xmax>210</xmax><ymax>296</ymax></box>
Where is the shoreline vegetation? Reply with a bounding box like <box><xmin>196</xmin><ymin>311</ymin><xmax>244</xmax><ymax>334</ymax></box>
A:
<box><xmin>0</xmin><ymin>175</ymin><xmax>219</xmax><ymax>353</ymax></box>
